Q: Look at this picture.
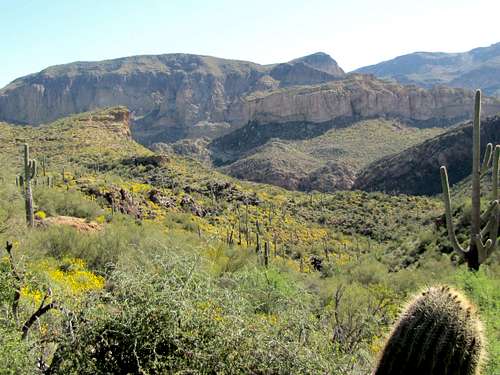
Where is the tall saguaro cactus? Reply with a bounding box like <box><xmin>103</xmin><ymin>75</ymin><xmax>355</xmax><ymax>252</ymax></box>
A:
<box><xmin>440</xmin><ymin>90</ymin><xmax>499</xmax><ymax>270</ymax></box>
<box><xmin>23</xmin><ymin>144</ymin><xmax>37</xmax><ymax>227</ymax></box>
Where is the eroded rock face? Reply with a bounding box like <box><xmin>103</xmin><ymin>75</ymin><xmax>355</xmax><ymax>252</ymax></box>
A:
<box><xmin>232</xmin><ymin>76</ymin><xmax>500</xmax><ymax>125</ymax></box>
<box><xmin>82</xmin><ymin>106</ymin><xmax>133</xmax><ymax>139</ymax></box>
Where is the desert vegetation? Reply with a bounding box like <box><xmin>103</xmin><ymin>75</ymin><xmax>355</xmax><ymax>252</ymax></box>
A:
<box><xmin>0</xmin><ymin>105</ymin><xmax>498</xmax><ymax>374</ymax></box>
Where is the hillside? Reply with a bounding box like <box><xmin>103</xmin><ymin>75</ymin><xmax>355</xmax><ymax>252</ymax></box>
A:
<box><xmin>0</xmin><ymin>107</ymin><xmax>442</xmax><ymax>255</ymax></box>
<box><xmin>0</xmin><ymin>108</ymin><xmax>498</xmax><ymax>374</ymax></box>
<box><xmin>215</xmin><ymin>119</ymin><xmax>445</xmax><ymax>191</ymax></box>
<box><xmin>354</xmin><ymin>115</ymin><xmax>500</xmax><ymax>195</ymax></box>
<box><xmin>355</xmin><ymin>42</ymin><xmax>500</xmax><ymax>96</ymax></box>
<box><xmin>2</xmin><ymin>53</ymin><xmax>500</xmax><ymax>147</ymax></box>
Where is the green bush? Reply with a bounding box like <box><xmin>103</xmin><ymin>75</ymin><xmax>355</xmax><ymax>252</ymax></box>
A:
<box><xmin>50</xmin><ymin>254</ymin><xmax>348</xmax><ymax>374</ymax></box>
<box><xmin>34</xmin><ymin>188</ymin><xmax>103</xmax><ymax>220</ymax></box>
<box><xmin>451</xmin><ymin>267</ymin><xmax>500</xmax><ymax>375</ymax></box>
<box><xmin>0</xmin><ymin>325</ymin><xmax>33</xmax><ymax>375</ymax></box>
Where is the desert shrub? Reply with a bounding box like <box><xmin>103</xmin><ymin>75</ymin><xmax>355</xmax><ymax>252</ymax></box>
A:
<box><xmin>34</xmin><ymin>188</ymin><xmax>103</xmax><ymax>220</ymax></box>
<box><xmin>0</xmin><ymin>257</ymin><xmax>17</xmax><ymax>307</ymax></box>
<box><xmin>27</xmin><ymin>226</ymin><xmax>98</xmax><ymax>263</ymax></box>
<box><xmin>0</xmin><ymin>325</ymin><xmax>32</xmax><ymax>375</ymax></box>
<box><xmin>49</xmin><ymin>252</ymin><xmax>359</xmax><ymax>375</ymax></box>
<box><xmin>345</xmin><ymin>257</ymin><xmax>388</xmax><ymax>286</ymax></box>
<box><xmin>451</xmin><ymin>267</ymin><xmax>500</xmax><ymax>375</ymax></box>
<box><xmin>231</xmin><ymin>266</ymin><xmax>307</xmax><ymax>315</ymax></box>
<box><xmin>0</xmin><ymin>182</ymin><xmax>24</xmax><ymax>241</ymax></box>
<box><xmin>23</xmin><ymin>214</ymin><xmax>159</xmax><ymax>270</ymax></box>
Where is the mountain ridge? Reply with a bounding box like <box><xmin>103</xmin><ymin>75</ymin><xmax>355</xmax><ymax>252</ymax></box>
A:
<box><xmin>2</xmin><ymin>51</ymin><xmax>499</xmax><ymax>146</ymax></box>
<box><xmin>355</xmin><ymin>42</ymin><xmax>500</xmax><ymax>96</ymax></box>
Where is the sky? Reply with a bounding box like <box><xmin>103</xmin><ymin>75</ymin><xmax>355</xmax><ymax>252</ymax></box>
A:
<box><xmin>1</xmin><ymin>0</ymin><xmax>500</xmax><ymax>88</ymax></box>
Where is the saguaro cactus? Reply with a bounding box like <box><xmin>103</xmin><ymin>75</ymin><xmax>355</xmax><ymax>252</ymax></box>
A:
<box><xmin>41</xmin><ymin>155</ymin><xmax>47</xmax><ymax>177</ymax></box>
<box><xmin>373</xmin><ymin>285</ymin><xmax>485</xmax><ymax>375</ymax></box>
<box><xmin>440</xmin><ymin>90</ymin><xmax>499</xmax><ymax>270</ymax></box>
<box><xmin>23</xmin><ymin>144</ymin><xmax>37</xmax><ymax>227</ymax></box>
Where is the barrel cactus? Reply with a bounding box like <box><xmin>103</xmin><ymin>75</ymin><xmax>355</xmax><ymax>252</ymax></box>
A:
<box><xmin>373</xmin><ymin>285</ymin><xmax>485</xmax><ymax>375</ymax></box>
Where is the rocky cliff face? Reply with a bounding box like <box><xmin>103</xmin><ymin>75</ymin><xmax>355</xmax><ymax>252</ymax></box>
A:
<box><xmin>2</xmin><ymin>52</ymin><xmax>500</xmax><ymax>145</ymax></box>
<box><xmin>229</xmin><ymin>75</ymin><xmax>500</xmax><ymax>126</ymax></box>
<box><xmin>354</xmin><ymin>116</ymin><xmax>500</xmax><ymax>195</ymax></box>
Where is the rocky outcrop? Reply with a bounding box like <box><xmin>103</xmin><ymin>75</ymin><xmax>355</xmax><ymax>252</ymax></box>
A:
<box><xmin>2</xmin><ymin>53</ymin><xmax>499</xmax><ymax>145</ymax></box>
<box><xmin>223</xmin><ymin>156</ymin><xmax>310</xmax><ymax>191</ymax></box>
<box><xmin>84</xmin><ymin>185</ymin><xmax>145</xmax><ymax>218</ymax></box>
<box><xmin>83</xmin><ymin>106</ymin><xmax>133</xmax><ymax>139</ymax></box>
<box><xmin>354</xmin><ymin>116</ymin><xmax>500</xmax><ymax>195</ymax></box>
<box><xmin>121</xmin><ymin>154</ymin><xmax>170</xmax><ymax>167</ymax></box>
<box><xmin>168</xmin><ymin>138</ymin><xmax>213</xmax><ymax>164</ymax></box>
<box><xmin>148</xmin><ymin>189</ymin><xmax>176</xmax><ymax>209</ymax></box>
<box><xmin>180</xmin><ymin>195</ymin><xmax>207</xmax><ymax>217</ymax></box>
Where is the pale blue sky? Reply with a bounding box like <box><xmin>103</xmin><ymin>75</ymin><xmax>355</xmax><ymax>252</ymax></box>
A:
<box><xmin>1</xmin><ymin>0</ymin><xmax>499</xmax><ymax>88</ymax></box>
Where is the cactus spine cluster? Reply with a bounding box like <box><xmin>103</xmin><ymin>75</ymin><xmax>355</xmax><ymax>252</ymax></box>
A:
<box><xmin>373</xmin><ymin>285</ymin><xmax>485</xmax><ymax>375</ymax></box>
<box><xmin>23</xmin><ymin>144</ymin><xmax>37</xmax><ymax>227</ymax></box>
<box><xmin>440</xmin><ymin>90</ymin><xmax>500</xmax><ymax>270</ymax></box>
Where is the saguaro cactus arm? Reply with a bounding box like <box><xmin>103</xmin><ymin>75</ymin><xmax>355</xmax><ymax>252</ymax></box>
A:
<box><xmin>480</xmin><ymin>200</ymin><xmax>498</xmax><ymax>223</ymax></box>
<box><xmin>440</xmin><ymin>166</ymin><xmax>469</xmax><ymax>255</ymax></box>
<box><xmin>480</xmin><ymin>143</ymin><xmax>493</xmax><ymax>175</ymax></box>
<box><xmin>493</xmin><ymin>145</ymin><xmax>499</xmax><ymax>200</ymax></box>
<box><xmin>480</xmin><ymin>202</ymin><xmax>499</xmax><ymax>263</ymax></box>
<box><xmin>475</xmin><ymin>234</ymin><xmax>493</xmax><ymax>256</ymax></box>
<box><xmin>28</xmin><ymin>160</ymin><xmax>37</xmax><ymax>179</ymax></box>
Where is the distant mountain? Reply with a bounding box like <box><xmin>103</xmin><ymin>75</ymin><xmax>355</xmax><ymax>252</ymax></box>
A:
<box><xmin>354</xmin><ymin>115</ymin><xmax>500</xmax><ymax>195</ymax></box>
<box><xmin>2</xmin><ymin>52</ymin><xmax>499</xmax><ymax>147</ymax></box>
<box><xmin>0</xmin><ymin>52</ymin><xmax>345</xmax><ymax>143</ymax></box>
<box><xmin>355</xmin><ymin>42</ymin><xmax>500</xmax><ymax>96</ymax></box>
<box><xmin>4</xmin><ymin>51</ymin><xmax>500</xmax><ymax>193</ymax></box>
